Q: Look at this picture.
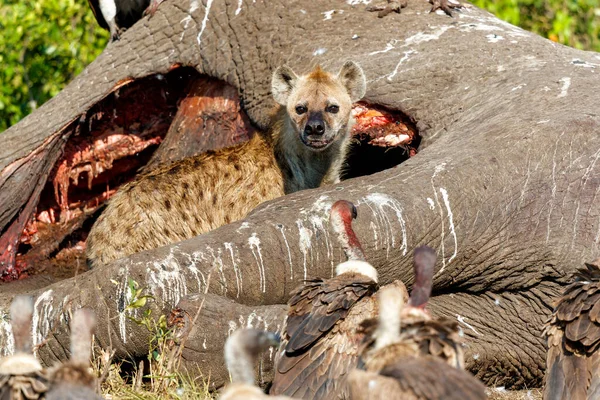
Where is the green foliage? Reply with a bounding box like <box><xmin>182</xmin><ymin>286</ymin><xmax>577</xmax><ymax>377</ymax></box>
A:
<box><xmin>472</xmin><ymin>0</ymin><xmax>600</xmax><ymax>51</ymax></box>
<box><xmin>0</xmin><ymin>0</ymin><xmax>108</xmax><ymax>131</ymax></box>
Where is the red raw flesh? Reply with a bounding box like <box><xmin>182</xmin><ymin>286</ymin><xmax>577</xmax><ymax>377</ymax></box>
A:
<box><xmin>8</xmin><ymin>74</ymin><xmax>417</xmax><ymax>281</ymax></box>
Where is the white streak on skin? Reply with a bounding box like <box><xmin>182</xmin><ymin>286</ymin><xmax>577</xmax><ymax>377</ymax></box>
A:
<box><xmin>431</xmin><ymin>164</ymin><xmax>447</xmax><ymax>273</ymax></box>
<box><xmin>202</xmin><ymin>337</ymin><xmax>207</xmax><ymax>349</ymax></box>
<box><xmin>32</xmin><ymin>290</ymin><xmax>54</xmax><ymax>353</ymax></box>
<box><xmin>147</xmin><ymin>250</ymin><xmax>188</xmax><ymax>306</ymax></box>
<box><xmin>235</xmin><ymin>0</ymin><xmax>242</xmax><ymax>15</ymax></box>
<box><xmin>497</xmin><ymin>65</ymin><xmax>505</xmax><ymax>72</ymax></box>
<box><xmin>246</xmin><ymin>311</ymin><xmax>257</xmax><ymax>328</ymax></box>
<box><xmin>196</xmin><ymin>0</ymin><xmax>214</xmax><ymax>46</ymax></box>
<box><xmin>276</xmin><ymin>225</ymin><xmax>294</xmax><ymax>279</ymax></box>
<box><xmin>439</xmin><ymin>188</ymin><xmax>458</xmax><ymax>264</ymax></box>
<box><xmin>473</xmin><ymin>353</ymin><xmax>480</xmax><ymax>360</ymax></box>
<box><xmin>511</xmin><ymin>84</ymin><xmax>526</xmax><ymax>91</ymax></box>
<box><xmin>179</xmin><ymin>16</ymin><xmax>192</xmax><ymax>41</ymax></box>
<box><xmin>297</xmin><ymin>220</ymin><xmax>313</xmax><ymax>280</ymax></box>
<box><xmin>404</xmin><ymin>25</ymin><xmax>453</xmax><ymax>46</ymax></box>
<box><xmin>228</xmin><ymin>321</ymin><xmax>237</xmax><ymax>336</ymax></box>
<box><xmin>187</xmin><ymin>252</ymin><xmax>207</xmax><ymax>290</ymax></box>
<box><xmin>207</xmin><ymin>246</ymin><xmax>227</xmax><ymax>295</ymax></box>
<box><xmin>189</xmin><ymin>0</ymin><xmax>199</xmax><ymax>13</ymax></box>
<box><xmin>571</xmin><ymin>147</ymin><xmax>600</xmax><ymax>248</ymax></box>
<box><xmin>363</xmin><ymin>193</ymin><xmax>408</xmax><ymax>257</ymax></box>
<box><xmin>224</xmin><ymin>242</ymin><xmax>242</xmax><ymax>298</ymax></box>
<box><xmin>558</xmin><ymin>77</ymin><xmax>571</xmax><ymax>98</ymax></box>
<box><xmin>0</xmin><ymin>312</ymin><xmax>14</xmax><ymax>356</ymax></box>
<box><xmin>546</xmin><ymin>132</ymin><xmax>564</xmax><ymax>243</ymax></box>
<box><xmin>370</xmin><ymin>221</ymin><xmax>379</xmax><ymax>250</ymax></box>
<box><xmin>457</xmin><ymin>315</ymin><xmax>481</xmax><ymax>336</ymax></box>
<box><xmin>427</xmin><ymin>197</ymin><xmax>435</xmax><ymax>210</ymax></box>
<box><xmin>322</xmin><ymin>10</ymin><xmax>335</xmax><ymax>20</ymax></box>
<box><xmin>236</xmin><ymin>222</ymin><xmax>250</xmax><ymax>233</ymax></box>
<box><xmin>347</xmin><ymin>0</ymin><xmax>371</xmax><ymax>4</ymax></box>
<box><xmin>572</xmin><ymin>59</ymin><xmax>599</xmax><ymax>68</ymax></box>
<box><xmin>369</xmin><ymin>40</ymin><xmax>396</xmax><ymax>56</ymax></box>
<box><xmin>387</xmin><ymin>50</ymin><xmax>417</xmax><ymax>81</ymax></box>
<box><xmin>248</xmin><ymin>233</ymin><xmax>266</xmax><ymax>293</ymax></box>
<box><xmin>313</xmin><ymin>48</ymin><xmax>327</xmax><ymax>56</ymax></box>
<box><xmin>114</xmin><ymin>269</ymin><xmax>130</xmax><ymax>343</ymax></box>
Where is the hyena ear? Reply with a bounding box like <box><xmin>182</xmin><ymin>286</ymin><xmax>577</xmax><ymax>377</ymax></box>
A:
<box><xmin>337</xmin><ymin>61</ymin><xmax>366</xmax><ymax>102</ymax></box>
<box><xmin>272</xmin><ymin>66</ymin><xmax>299</xmax><ymax>106</ymax></box>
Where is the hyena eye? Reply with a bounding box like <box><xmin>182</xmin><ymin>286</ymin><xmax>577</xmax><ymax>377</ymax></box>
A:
<box><xmin>326</xmin><ymin>105</ymin><xmax>339</xmax><ymax>114</ymax></box>
<box><xmin>295</xmin><ymin>105</ymin><xmax>307</xmax><ymax>115</ymax></box>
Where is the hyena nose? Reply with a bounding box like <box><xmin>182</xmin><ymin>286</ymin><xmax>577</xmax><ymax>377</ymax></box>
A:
<box><xmin>305</xmin><ymin>117</ymin><xmax>325</xmax><ymax>136</ymax></box>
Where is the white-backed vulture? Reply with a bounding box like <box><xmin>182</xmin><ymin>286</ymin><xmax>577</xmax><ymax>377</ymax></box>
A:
<box><xmin>269</xmin><ymin>200</ymin><xmax>389</xmax><ymax>399</ymax></box>
<box><xmin>348</xmin><ymin>283</ymin><xmax>486</xmax><ymax>400</ymax></box>
<box><xmin>220</xmin><ymin>329</ymin><xmax>291</xmax><ymax>400</ymax></box>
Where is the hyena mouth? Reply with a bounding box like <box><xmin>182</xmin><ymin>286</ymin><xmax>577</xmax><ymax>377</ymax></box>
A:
<box><xmin>300</xmin><ymin>134</ymin><xmax>335</xmax><ymax>150</ymax></box>
<box><xmin>1</xmin><ymin>67</ymin><xmax>418</xmax><ymax>281</ymax></box>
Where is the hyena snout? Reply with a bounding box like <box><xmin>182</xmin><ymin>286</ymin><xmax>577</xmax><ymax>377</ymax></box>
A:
<box><xmin>304</xmin><ymin>112</ymin><xmax>326</xmax><ymax>136</ymax></box>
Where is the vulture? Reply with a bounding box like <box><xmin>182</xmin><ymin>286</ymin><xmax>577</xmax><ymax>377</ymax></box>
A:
<box><xmin>87</xmin><ymin>0</ymin><xmax>164</xmax><ymax>41</ymax></box>
<box><xmin>220</xmin><ymin>329</ymin><xmax>291</xmax><ymax>400</ymax></box>
<box><xmin>0</xmin><ymin>296</ymin><xmax>49</xmax><ymax>400</ymax></box>
<box><xmin>360</xmin><ymin>246</ymin><xmax>464</xmax><ymax>369</ymax></box>
<box><xmin>348</xmin><ymin>282</ymin><xmax>486</xmax><ymax>400</ymax></box>
<box><xmin>46</xmin><ymin>308</ymin><xmax>103</xmax><ymax>400</ymax></box>
<box><xmin>543</xmin><ymin>258</ymin><xmax>600</xmax><ymax>400</ymax></box>
<box><xmin>270</xmin><ymin>200</ymin><xmax>402</xmax><ymax>399</ymax></box>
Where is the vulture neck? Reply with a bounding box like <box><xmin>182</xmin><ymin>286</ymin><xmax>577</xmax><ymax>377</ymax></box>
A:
<box><xmin>10</xmin><ymin>296</ymin><xmax>34</xmax><ymax>354</ymax></box>
<box><xmin>374</xmin><ymin>288</ymin><xmax>403</xmax><ymax>350</ymax></box>
<box><xmin>225</xmin><ymin>335</ymin><xmax>255</xmax><ymax>386</ymax></box>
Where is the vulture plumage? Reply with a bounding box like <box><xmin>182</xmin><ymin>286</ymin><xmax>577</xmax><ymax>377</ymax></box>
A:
<box><xmin>543</xmin><ymin>258</ymin><xmax>600</xmax><ymax>400</ymax></box>
<box><xmin>360</xmin><ymin>246</ymin><xmax>464</xmax><ymax>369</ymax></box>
<box><xmin>348</xmin><ymin>247</ymin><xmax>486</xmax><ymax>400</ymax></box>
<box><xmin>0</xmin><ymin>296</ymin><xmax>49</xmax><ymax>400</ymax></box>
<box><xmin>46</xmin><ymin>308</ymin><xmax>102</xmax><ymax>400</ymax></box>
<box><xmin>270</xmin><ymin>200</ymin><xmax>404</xmax><ymax>399</ymax></box>
<box><xmin>220</xmin><ymin>329</ymin><xmax>291</xmax><ymax>400</ymax></box>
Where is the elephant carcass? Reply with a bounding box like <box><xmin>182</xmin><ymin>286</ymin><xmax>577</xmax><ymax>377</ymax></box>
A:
<box><xmin>1</xmin><ymin>0</ymin><xmax>600</xmax><ymax>391</ymax></box>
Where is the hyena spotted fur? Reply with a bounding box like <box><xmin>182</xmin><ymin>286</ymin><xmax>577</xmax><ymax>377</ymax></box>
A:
<box><xmin>86</xmin><ymin>61</ymin><xmax>366</xmax><ymax>268</ymax></box>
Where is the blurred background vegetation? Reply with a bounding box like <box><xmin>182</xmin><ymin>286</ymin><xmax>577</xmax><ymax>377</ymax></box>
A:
<box><xmin>0</xmin><ymin>0</ymin><xmax>599</xmax><ymax>132</ymax></box>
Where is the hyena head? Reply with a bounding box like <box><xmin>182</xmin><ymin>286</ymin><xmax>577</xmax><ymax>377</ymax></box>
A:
<box><xmin>271</xmin><ymin>61</ymin><xmax>366</xmax><ymax>151</ymax></box>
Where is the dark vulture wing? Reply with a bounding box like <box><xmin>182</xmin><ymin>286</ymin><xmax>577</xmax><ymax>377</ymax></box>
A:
<box><xmin>86</xmin><ymin>0</ymin><xmax>109</xmax><ymax>30</ymax></box>
<box><xmin>357</xmin><ymin>316</ymin><xmax>463</xmax><ymax>369</ymax></box>
<box><xmin>543</xmin><ymin>262</ymin><xmax>600</xmax><ymax>400</ymax></box>
<box><xmin>407</xmin><ymin>318</ymin><xmax>464</xmax><ymax>369</ymax></box>
<box><xmin>0</xmin><ymin>371</ymin><xmax>49</xmax><ymax>400</ymax></box>
<box><xmin>270</xmin><ymin>273</ymin><xmax>377</xmax><ymax>399</ymax></box>
<box><xmin>380</xmin><ymin>357</ymin><xmax>486</xmax><ymax>400</ymax></box>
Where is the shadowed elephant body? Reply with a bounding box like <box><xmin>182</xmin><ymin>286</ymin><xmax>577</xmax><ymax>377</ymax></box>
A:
<box><xmin>0</xmin><ymin>0</ymin><xmax>599</xmax><ymax>393</ymax></box>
